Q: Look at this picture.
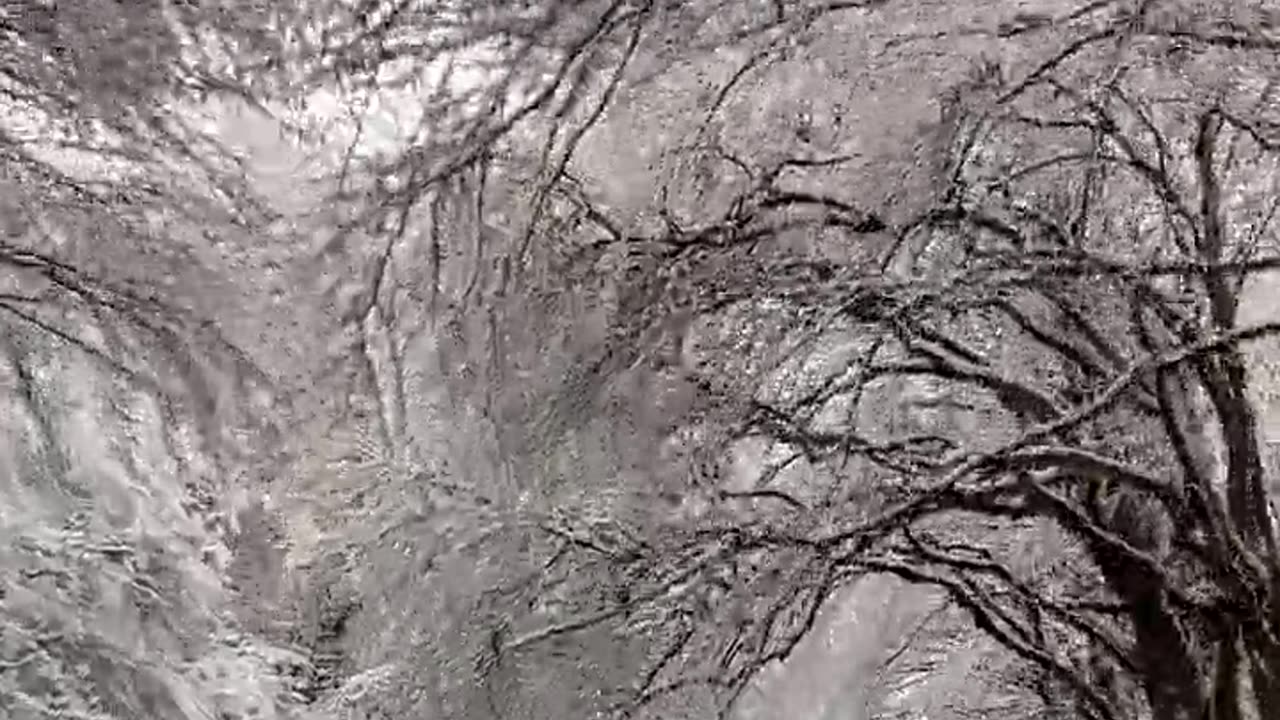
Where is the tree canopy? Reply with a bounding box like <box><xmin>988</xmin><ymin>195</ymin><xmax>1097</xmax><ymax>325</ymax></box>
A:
<box><xmin>6</xmin><ymin>1</ymin><xmax>1280</xmax><ymax>719</ymax></box>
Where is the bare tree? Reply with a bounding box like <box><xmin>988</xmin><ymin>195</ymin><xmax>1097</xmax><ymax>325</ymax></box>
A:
<box><xmin>222</xmin><ymin>0</ymin><xmax>1280</xmax><ymax>718</ymax></box>
<box><xmin>342</xmin><ymin>3</ymin><xmax>1280</xmax><ymax>719</ymax></box>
